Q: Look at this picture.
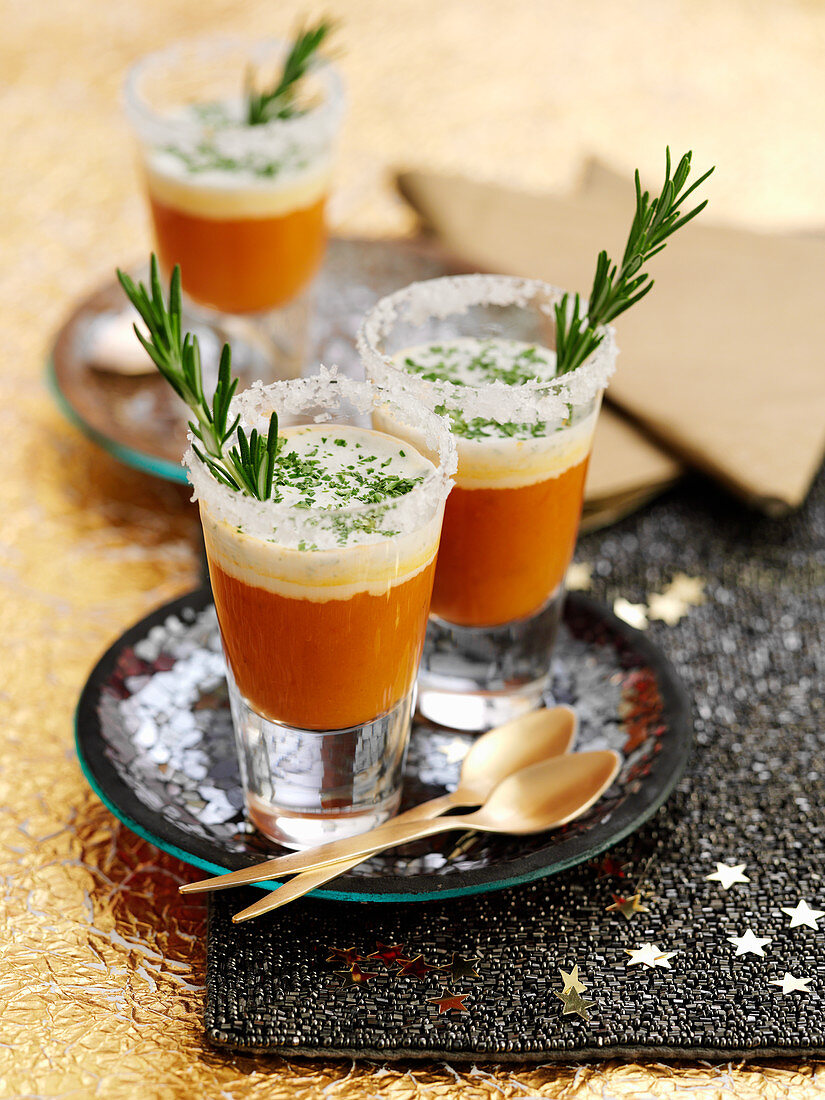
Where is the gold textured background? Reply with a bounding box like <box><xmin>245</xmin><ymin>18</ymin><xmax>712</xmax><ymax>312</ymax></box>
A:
<box><xmin>2</xmin><ymin>1</ymin><xmax>824</xmax><ymax>1095</ymax></box>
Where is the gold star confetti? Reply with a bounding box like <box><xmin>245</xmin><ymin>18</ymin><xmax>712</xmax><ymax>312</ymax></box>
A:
<box><xmin>647</xmin><ymin>591</ymin><xmax>688</xmax><ymax>625</ymax></box>
<box><xmin>780</xmin><ymin>899</ymin><xmax>825</xmax><ymax>929</ymax></box>
<box><xmin>645</xmin><ymin>575</ymin><xmax>706</xmax><ymax>625</ymax></box>
<box><xmin>366</xmin><ymin>942</ymin><xmax>406</xmax><ymax>965</ymax></box>
<box><xmin>770</xmin><ymin>972</ymin><xmax>813</xmax><ymax>995</ymax></box>
<box><xmin>558</xmin><ymin>965</ymin><xmax>587</xmax><ymax>995</ymax></box>
<box><xmin>335</xmin><ymin>962</ymin><xmax>378</xmax><ymax>987</ymax></box>
<box><xmin>439</xmin><ymin>953</ymin><xmax>481</xmax><ymax>983</ymax></box>
<box><xmin>624</xmin><ymin>943</ymin><xmax>677</xmax><ymax>969</ymax></box>
<box><xmin>441</xmin><ymin>738</ymin><xmax>468</xmax><ymax>764</ymax></box>
<box><xmin>566</xmin><ymin>562</ymin><xmax>592</xmax><ymax>591</ymax></box>
<box><xmin>429</xmin><ymin>993</ymin><xmax>470</xmax><ymax>1015</ymax></box>
<box><xmin>554</xmin><ymin>987</ymin><xmax>597</xmax><ymax>1020</ymax></box>
<box><xmin>606</xmin><ymin>893</ymin><xmax>650</xmax><ymax>921</ymax></box>
<box><xmin>396</xmin><ymin>955</ymin><xmax>437</xmax><ymax>981</ymax></box>
<box><xmin>728</xmin><ymin>929</ymin><xmax>772</xmax><ymax>957</ymax></box>
<box><xmin>613</xmin><ymin>598</ymin><xmax>648</xmax><ymax>630</ymax></box>
<box><xmin>667</xmin><ymin>573</ymin><xmax>707</xmax><ymax>605</ymax></box>
<box><xmin>705</xmin><ymin>862</ymin><xmax>750</xmax><ymax>889</ymax></box>
<box><xmin>325</xmin><ymin>945</ymin><xmax>363</xmax><ymax>965</ymax></box>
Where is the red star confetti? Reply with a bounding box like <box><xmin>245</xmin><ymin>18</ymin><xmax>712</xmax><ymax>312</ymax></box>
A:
<box><xmin>335</xmin><ymin>963</ymin><xmax>378</xmax><ymax>987</ymax></box>
<box><xmin>596</xmin><ymin>856</ymin><xmax>630</xmax><ymax>879</ymax></box>
<box><xmin>396</xmin><ymin>955</ymin><xmax>437</xmax><ymax>981</ymax></box>
<box><xmin>325</xmin><ymin>945</ymin><xmax>363</xmax><ymax>965</ymax></box>
<box><xmin>366</xmin><ymin>942</ymin><xmax>406</xmax><ymax>965</ymax></box>
<box><xmin>429</xmin><ymin>993</ymin><xmax>470</xmax><ymax>1015</ymax></box>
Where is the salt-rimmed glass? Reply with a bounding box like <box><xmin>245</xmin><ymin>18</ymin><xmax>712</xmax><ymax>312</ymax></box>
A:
<box><xmin>124</xmin><ymin>36</ymin><xmax>344</xmax><ymax>380</ymax></box>
<box><xmin>188</xmin><ymin>368</ymin><xmax>455</xmax><ymax>848</ymax></box>
<box><xmin>358</xmin><ymin>275</ymin><xmax>618</xmax><ymax>731</ymax></box>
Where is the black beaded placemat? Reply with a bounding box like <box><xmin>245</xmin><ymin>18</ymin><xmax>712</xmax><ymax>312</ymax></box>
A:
<box><xmin>205</xmin><ymin>466</ymin><xmax>825</xmax><ymax>1061</ymax></box>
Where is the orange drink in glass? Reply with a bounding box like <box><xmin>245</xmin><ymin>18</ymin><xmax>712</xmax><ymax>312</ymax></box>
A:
<box><xmin>124</xmin><ymin>37</ymin><xmax>343</xmax><ymax>376</ymax></box>
<box><xmin>187</xmin><ymin>370</ymin><xmax>455</xmax><ymax>847</ymax></box>
<box><xmin>359</xmin><ymin>275</ymin><xmax>617</xmax><ymax>731</ymax></box>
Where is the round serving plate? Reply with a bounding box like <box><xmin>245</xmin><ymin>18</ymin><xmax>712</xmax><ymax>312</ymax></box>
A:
<box><xmin>76</xmin><ymin>587</ymin><xmax>692</xmax><ymax>903</ymax></box>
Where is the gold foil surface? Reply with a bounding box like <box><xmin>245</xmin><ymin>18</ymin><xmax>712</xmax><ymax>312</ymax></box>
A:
<box><xmin>1</xmin><ymin>1</ymin><xmax>824</xmax><ymax>1095</ymax></box>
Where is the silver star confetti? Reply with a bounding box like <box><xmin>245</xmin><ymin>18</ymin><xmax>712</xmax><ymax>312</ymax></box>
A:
<box><xmin>770</xmin><ymin>973</ymin><xmax>813</xmax><ymax>995</ymax></box>
<box><xmin>780</xmin><ymin>899</ymin><xmax>825</xmax><ymax>929</ymax></box>
<box><xmin>728</xmin><ymin>929</ymin><xmax>772</xmax><ymax>957</ymax></box>
<box><xmin>705</xmin><ymin>862</ymin><xmax>750</xmax><ymax>889</ymax></box>
<box><xmin>624</xmin><ymin>943</ymin><xmax>677</xmax><ymax>969</ymax></box>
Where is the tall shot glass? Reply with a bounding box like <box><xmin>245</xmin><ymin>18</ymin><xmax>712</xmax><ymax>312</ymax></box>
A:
<box><xmin>358</xmin><ymin>275</ymin><xmax>618</xmax><ymax>732</ymax></box>
<box><xmin>124</xmin><ymin>37</ymin><xmax>344</xmax><ymax>380</ymax></box>
<box><xmin>187</xmin><ymin>370</ymin><xmax>455</xmax><ymax>847</ymax></box>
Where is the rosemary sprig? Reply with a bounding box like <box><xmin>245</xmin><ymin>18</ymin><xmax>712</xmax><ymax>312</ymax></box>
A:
<box><xmin>247</xmin><ymin>19</ymin><xmax>333</xmax><ymax>125</ymax></box>
<box><xmin>117</xmin><ymin>255</ymin><xmax>280</xmax><ymax>500</ymax></box>
<box><xmin>554</xmin><ymin>148</ymin><xmax>714</xmax><ymax>375</ymax></box>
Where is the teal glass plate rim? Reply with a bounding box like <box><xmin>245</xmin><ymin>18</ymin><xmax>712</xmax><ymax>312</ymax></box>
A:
<box><xmin>75</xmin><ymin>586</ymin><xmax>692</xmax><ymax>904</ymax></box>
<box><xmin>46</xmin><ymin>357</ymin><xmax>188</xmax><ymax>483</ymax></box>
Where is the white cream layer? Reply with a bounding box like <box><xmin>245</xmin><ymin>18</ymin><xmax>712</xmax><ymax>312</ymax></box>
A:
<box><xmin>382</xmin><ymin>336</ymin><xmax>600</xmax><ymax>491</ymax></box>
<box><xmin>144</xmin><ymin>156</ymin><xmax>330</xmax><ymax>220</ymax></box>
<box><xmin>201</xmin><ymin>424</ymin><xmax>442</xmax><ymax>601</ymax></box>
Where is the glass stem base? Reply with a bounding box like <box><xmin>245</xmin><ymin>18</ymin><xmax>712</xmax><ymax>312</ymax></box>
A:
<box><xmin>228</xmin><ymin>678</ymin><xmax>413</xmax><ymax>849</ymax></box>
<box><xmin>416</xmin><ymin>589</ymin><xmax>565</xmax><ymax>732</ymax></box>
<box><xmin>181</xmin><ymin>288</ymin><xmax>312</xmax><ymax>388</ymax></box>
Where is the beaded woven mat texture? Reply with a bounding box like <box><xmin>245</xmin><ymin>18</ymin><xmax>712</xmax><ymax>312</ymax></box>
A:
<box><xmin>206</xmin><ymin>467</ymin><xmax>825</xmax><ymax>1060</ymax></box>
<box><xmin>4</xmin><ymin>0</ymin><xmax>825</xmax><ymax>1095</ymax></box>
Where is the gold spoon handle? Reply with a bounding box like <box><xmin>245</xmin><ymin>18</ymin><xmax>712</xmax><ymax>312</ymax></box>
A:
<box><xmin>229</xmin><ymin>794</ymin><xmax>474</xmax><ymax>919</ymax></box>
<box><xmin>232</xmin><ymin>816</ymin><xmax>475</xmax><ymax>922</ymax></box>
<box><xmin>179</xmin><ymin>790</ymin><xmax>463</xmax><ymax>894</ymax></box>
<box><xmin>235</xmin><ymin>815</ymin><xmax>473</xmax><ymax>894</ymax></box>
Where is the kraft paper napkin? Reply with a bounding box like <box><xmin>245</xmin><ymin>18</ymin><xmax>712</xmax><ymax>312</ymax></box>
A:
<box><xmin>397</xmin><ymin>164</ymin><xmax>825</xmax><ymax>514</ymax></box>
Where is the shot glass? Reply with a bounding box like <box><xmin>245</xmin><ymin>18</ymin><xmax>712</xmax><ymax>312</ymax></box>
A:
<box><xmin>124</xmin><ymin>36</ymin><xmax>344</xmax><ymax>380</ymax></box>
<box><xmin>187</xmin><ymin>370</ymin><xmax>455</xmax><ymax>847</ymax></box>
<box><xmin>358</xmin><ymin>275</ymin><xmax>617</xmax><ymax>731</ymax></box>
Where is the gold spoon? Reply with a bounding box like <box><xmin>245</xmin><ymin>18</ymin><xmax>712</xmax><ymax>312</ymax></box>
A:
<box><xmin>180</xmin><ymin>705</ymin><xmax>577</xmax><ymax>896</ymax></box>
<box><xmin>233</xmin><ymin>749</ymin><xmax>620</xmax><ymax>922</ymax></box>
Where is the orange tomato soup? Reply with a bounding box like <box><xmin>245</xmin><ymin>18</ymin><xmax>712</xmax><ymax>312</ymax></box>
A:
<box><xmin>209</xmin><ymin>558</ymin><xmax>437</xmax><ymax>731</ymax></box>
<box><xmin>431</xmin><ymin>456</ymin><xmax>589</xmax><ymax>627</ymax></box>
<box><xmin>148</xmin><ymin>193</ymin><xmax>326</xmax><ymax>314</ymax></box>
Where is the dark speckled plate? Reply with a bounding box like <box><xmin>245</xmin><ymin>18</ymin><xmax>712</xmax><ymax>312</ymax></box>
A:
<box><xmin>75</xmin><ymin>587</ymin><xmax>691</xmax><ymax>902</ymax></box>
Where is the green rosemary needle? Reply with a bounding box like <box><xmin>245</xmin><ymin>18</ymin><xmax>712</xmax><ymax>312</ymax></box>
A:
<box><xmin>555</xmin><ymin>147</ymin><xmax>714</xmax><ymax>376</ymax></box>
<box><xmin>247</xmin><ymin>19</ymin><xmax>334</xmax><ymax>125</ymax></box>
<box><xmin>117</xmin><ymin>255</ymin><xmax>279</xmax><ymax>500</ymax></box>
